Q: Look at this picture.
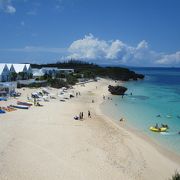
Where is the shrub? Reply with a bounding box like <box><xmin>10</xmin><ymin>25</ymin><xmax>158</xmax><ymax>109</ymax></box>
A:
<box><xmin>170</xmin><ymin>171</ymin><xmax>180</xmax><ymax>180</ymax></box>
<box><xmin>17</xmin><ymin>82</ymin><xmax>47</xmax><ymax>88</ymax></box>
<box><xmin>47</xmin><ymin>78</ymin><xmax>68</xmax><ymax>88</ymax></box>
<box><xmin>66</xmin><ymin>74</ymin><xmax>78</xmax><ymax>85</ymax></box>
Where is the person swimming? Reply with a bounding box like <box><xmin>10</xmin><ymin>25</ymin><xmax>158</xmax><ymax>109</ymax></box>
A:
<box><xmin>161</xmin><ymin>124</ymin><xmax>169</xmax><ymax>129</ymax></box>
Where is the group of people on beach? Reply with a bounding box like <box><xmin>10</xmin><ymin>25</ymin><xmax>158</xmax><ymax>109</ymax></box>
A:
<box><xmin>74</xmin><ymin>110</ymin><xmax>91</xmax><ymax>120</ymax></box>
<box><xmin>103</xmin><ymin>95</ymin><xmax>112</xmax><ymax>101</ymax></box>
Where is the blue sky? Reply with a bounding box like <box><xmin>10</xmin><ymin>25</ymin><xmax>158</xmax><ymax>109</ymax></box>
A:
<box><xmin>0</xmin><ymin>0</ymin><xmax>180</xmax><ymax>66</ymax></box>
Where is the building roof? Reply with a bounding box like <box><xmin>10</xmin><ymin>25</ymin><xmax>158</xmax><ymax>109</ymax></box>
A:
<box><xmin>32</xmin><ymin>68</ymin><xmax>44</xmax><ymax>76</ymax></box>
<box><xmin>25</xmin><ymin>64</ymin><xmax>31</xmax><ymax>70</ymax></box>
<box><xmin>0</xmin><ymin>64</ymin><xmax>6</xmax><ymax>74</ymax></box>
<box><xmin>0</xmin><ymin>63</ymin><xmax>31</xmax><ymax>74</ymax></box>
<box><xmin>41</xmin><ymin>67</ymin><xmax>59</xmax><ymax>70</ymax></box>
<box><xmin>12</xmin><ymin>64</ymin><xmax>26</xmax><ymax>73</ymax></box>
<box><xmin>59</xmin><ymin>69</ymin><xmax>74</xmax><ymax>71</ymax></box>
<box><xmin>6</xmin><ymin>64</ymin><xmax>12</xmax><ymax>69</ymax></box>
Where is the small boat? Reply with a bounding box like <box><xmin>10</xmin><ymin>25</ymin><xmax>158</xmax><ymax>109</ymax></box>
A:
<box><xmin>0</xmin><ymin>97</ymin><xmax>7</xmax><ymax>101</ymax></box>
<box><xmin>17</xmin><ymin>101</ymin><xmax>33</xmax><ymax>106</ymax></box>
<box><xmin>149</xmin><ymin>126</ymin><xmax>167</xmax><ymax>132</ymax></box>
<box><xmin>1</xmin><ymin>107</ymin><xmax>15</xmax><ymax>112</ymax></box>
<box><xmin>10</xmin><ymin>105</ymin><xmax>29</xmax><ymax>110</ymax></box>
<box><xmin>7</xmin><ymin>106</ymin><xmax>17</xmax><ymax>111</ymax></box>
<box><xmin>0</xmin><ymin>109</ymin><xmax>6</xmax><ymax>114</ymax></box>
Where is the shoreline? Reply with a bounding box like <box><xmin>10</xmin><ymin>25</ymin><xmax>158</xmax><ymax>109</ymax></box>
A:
<box><xmin>0</xmin><ymin>78</ymin><xmax>179</xmax><ymax>180</ymax></box>
<box><xmin>99</xmin><ymin>103</ymin><xmax>180</xmax><ymax>164</ymax></box>
<box><xmin>98</xmin><ymin>79</ymin><xmax>180</xmax><ymax>161</ymax></box>
<box><xmin>97</xmin><ymin>80</ymin><xmax>180</xmax><ymax>163</ymax></box>
<box><xmin>74</xmin><ymin>78</ymin><xmax>180</xmax><ymax>179</ymax></box>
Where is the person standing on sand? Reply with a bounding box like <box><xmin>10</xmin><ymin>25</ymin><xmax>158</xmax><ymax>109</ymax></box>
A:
<box><xmin>34</xmin><ymin>97</ymin><xmax>36</xmax><ymax>106</ymax></box>
<box><xmin>81</xmin><ymin>112</ymin><xmax>84</xmax><ymax>119</ymax></box>
<box><xmin>79</xmin><ymin>112</ymin><xmax>82</xmax><ymax>119</ymax></box>
<box><xmin>88</xmin><ymin>110</ymin><xmax>91</xmax><ymax>118</ymax></box>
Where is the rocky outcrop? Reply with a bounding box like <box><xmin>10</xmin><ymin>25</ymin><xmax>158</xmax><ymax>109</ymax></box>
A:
<box><xmin>108</xmin><ymin>85</ymin><xmax>127</xmax><ymax>95</ymax></box>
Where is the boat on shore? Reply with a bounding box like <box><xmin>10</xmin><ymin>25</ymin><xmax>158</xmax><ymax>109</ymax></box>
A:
<box><xmin>17</xmin><ymin>101</ymin><xmax>33</xmax><ymax>106</ymax></box>
<box><xmin>0</xmin><ymin>97</ymin><xmax>7</xmax><ymax>101</ymax></box>
<box><xmin>0</xmin><ymin>109</ymin><xmax>6</xmax><ymax>114</ymax></box>
<box><xmin>2</xmin><ymin>107</ymin><xmax>16</xmax><ymax>112</ymax></box>
<box><xmin>10</xmin><ymin>105</ymin><xmax>29</xmax><ymax>110</ymax></box>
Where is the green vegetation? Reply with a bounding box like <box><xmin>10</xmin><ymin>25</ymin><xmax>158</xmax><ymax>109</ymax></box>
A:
<box><xmin>18</xmin><ymin>72</ymin><xmax>28</xmax><ymax>80</ymax></box>
<box><xmin>17</xmin><ymin>72</ymin><xmax>33</xmax><ymax>80</ymax></box>
<box><xmin>10</xmin><ymin>72</ymin><xmax>17</xmax><ymax>81</ymax></box>
<box><xmin>17</xmin><ymin>82</ymin><xmax>47</xmax><ymax>88</ymax></box>
<box><xmin>66</xmin><ymin>74</ymin><xmax>78</xmax><ymax>85</ymax></box>
<box><xmin>47</xmin><ymin>78</ymin><xmax>68</xmax><ymax>88</ymax></box>
<box><xmin>170</xmin><ymin>171</ymin><xmax>180</xmax><ymax>180</ymax></box>
<box><xmin>24</xmin><ymin>60</ymin><xmax>144</xmax><ymax>89</ymax></box>
<box><xmin>31</xmin><ymin>60</ymin><xmax>144</xmax><ymax>81</ymax></box>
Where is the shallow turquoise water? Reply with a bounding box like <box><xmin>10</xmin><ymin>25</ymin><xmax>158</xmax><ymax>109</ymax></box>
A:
<box><xmin>101</xmin><ymin>68</ymin><xmax>180</xmax><ymax>155</ymax></box>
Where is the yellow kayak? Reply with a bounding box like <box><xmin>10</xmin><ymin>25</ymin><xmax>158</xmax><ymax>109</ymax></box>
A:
<box><xmin>149</xmin><ymin>127</ymin><xmax>167</xmax><ymax>132</ymax></box>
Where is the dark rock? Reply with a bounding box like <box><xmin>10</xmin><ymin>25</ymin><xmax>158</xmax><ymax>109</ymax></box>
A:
<box><xmin>108</xmin><ymin>85</ymin><xmax>127</xmax><ymax>95</ymax></box>
<box><xmin>136</xmin><ymin>74</ymin><xmax>145</xmax><ymax>79</ymax></box>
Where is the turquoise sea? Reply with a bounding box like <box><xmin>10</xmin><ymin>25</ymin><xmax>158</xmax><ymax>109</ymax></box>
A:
<box><xmin>101</xmin><ymin>68</ymin><xmax>180</xmax><ymax>155</ymax></box>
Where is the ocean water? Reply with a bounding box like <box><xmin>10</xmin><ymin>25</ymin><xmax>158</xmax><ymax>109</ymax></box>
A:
<box><xmin>101</xmin><ymin>68</ymin><xmax>180</xmax><ymax>155</ymax></box>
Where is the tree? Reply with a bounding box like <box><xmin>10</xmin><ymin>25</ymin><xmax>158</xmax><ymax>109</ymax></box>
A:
<box><xmin>18</xmin><ymin>72</ymin><xmax>28</xmax><ymax>80</ymax></box>
<box><xmin>29</xmin><ymin>73</ymin><xmax>33</xmax><ymax>79</ymax></box>
<box><xmin>169</xmin><ymin>171</ymin><xmax>180</xmax><ymax>180</ymax></box>
<box><xmin>10</xmin><ymin>72</ymin><xmax>17</xmax><ymax>81</ymax></box>
<box><xmin>66</xmin><ymin>74</ymin><xmax>78</xmax><ymax>85</ymax></box>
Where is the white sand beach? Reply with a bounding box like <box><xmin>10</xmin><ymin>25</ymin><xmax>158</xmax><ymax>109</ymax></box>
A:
<box><xmin>0</xmin><ymin>78</ymin><xmax>179</xmax><ymax>180</ymax></box>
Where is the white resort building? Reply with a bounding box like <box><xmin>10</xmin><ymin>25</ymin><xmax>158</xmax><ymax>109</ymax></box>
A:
<box><xmin>32</xmin><ymin>67</ymin><xmax>74</xmax><ymax>77</ymax></box>
<box><xmin>0</xmin><ymin>64</ymin><xmax>10</xmax><ymax>82</ymax></box>
<box><xmin>0</xmin><ymin>63</ymin><xmax>32</xmax><ymax>82</ymax></box>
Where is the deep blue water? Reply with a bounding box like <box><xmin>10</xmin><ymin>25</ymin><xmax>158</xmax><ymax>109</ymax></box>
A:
<box><xmin>101</xmin><ymin>68</ymin><xmax>180</xmax><ymax>155</ymax></box>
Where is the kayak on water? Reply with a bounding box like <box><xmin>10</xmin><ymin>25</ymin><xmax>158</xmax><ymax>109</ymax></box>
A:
<box><xmin>149</xmin><ymin>126</ymin><xmax>167</xmax><ymax>132</ymax></box>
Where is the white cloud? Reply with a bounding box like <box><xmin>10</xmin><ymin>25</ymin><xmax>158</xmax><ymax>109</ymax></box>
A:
<box><xmin>66</xmin><ymin>34</ymin><xmax>152</xmax><ymax>65</ymax></box>
<box><xmin>5</xmin><ymin>4</ymin><xmax>16</xmax><ymax>13</ymax></box>
<box><xmin>0</xmin><ymin>0</ymin><xmax>16</xmax><ymax>14</ymax></box>
<box><xmin>1</xmin><ymin>34</ymin><xmax>179</xmax><ymax>66</ymax></box>
<box><xmin>67</xmin><ymin>34</ymin><xmax>109</xmax><ymax>59</ymax></box>
<box><xmin>66</xmin><ymin>34</ymin><xmax>180</xmax><ymax>66</ymax></box>
<box><xmin>156</xmin><ymin>52</ymin><xmax>180</xmax><ymax>65</ymax></box>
